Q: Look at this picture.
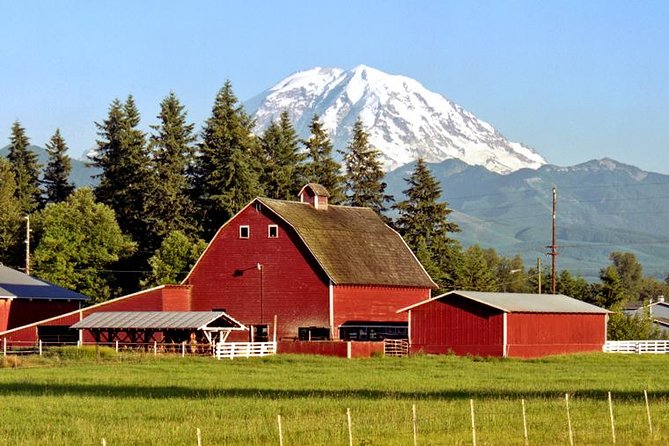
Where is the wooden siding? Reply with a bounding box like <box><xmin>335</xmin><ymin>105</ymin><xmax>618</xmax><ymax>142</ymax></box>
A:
<box><xmin>506</xmin><ymin>312</ymin><xmax>606</xmax><ymax>357</ymax></box>
<box><xmin>409</xmin><ymin>296</ymin><xmax>505</xmax><ymax>356</ymax></box>
<box><xmin>185</xmin><ymin>205</ymin><xmax>330</xmax><ymax>340</ymax></box>
<box><xmin>333</xmin><ymin>285</ymin><xmax>427</xmax><ymax>339</ymax></box>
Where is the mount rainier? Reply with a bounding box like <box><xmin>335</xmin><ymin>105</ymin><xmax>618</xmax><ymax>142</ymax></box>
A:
<box><xmin>245</xmin><ymin>65</ymin><xmax>546</xmax><ymax>173</ymax></box>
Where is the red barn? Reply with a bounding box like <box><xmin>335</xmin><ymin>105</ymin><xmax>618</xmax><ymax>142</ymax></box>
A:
<box><xmin>398</xmin><ymin>290</ymin><xmax>610</xmax><ymax>358</ymax></box>
<box><xmin>0</xmin><ymin>265</ymin><xmax>88</xmax><ymax>334</ymax></box>
<box><xmin>1</xmin><ymin>184</ymin><xmax>436</xmax><ymax>344</ymax></box>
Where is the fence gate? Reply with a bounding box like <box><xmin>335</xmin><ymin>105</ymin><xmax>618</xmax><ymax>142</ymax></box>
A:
<box><xmin>384</xmin><ymin>339</ymin><xmax>409</xmax><ymax>357</ymax></box>
<box><xmin>215</xmin><ymin>341</ymin><xmax>277</xmax><ymax>359</ymax></box>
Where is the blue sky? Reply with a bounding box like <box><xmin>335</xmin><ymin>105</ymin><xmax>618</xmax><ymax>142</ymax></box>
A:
<box><xmin>1</xmin><ymin>1</ymin><xmax>668</xmax><ymax>173</ymax></box>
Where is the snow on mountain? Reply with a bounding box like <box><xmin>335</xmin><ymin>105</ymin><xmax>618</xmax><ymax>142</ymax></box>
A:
<box><xmin>245</xmin><ymin>65</ymin><xmax>547</xmax><ymax>173</ymax></box>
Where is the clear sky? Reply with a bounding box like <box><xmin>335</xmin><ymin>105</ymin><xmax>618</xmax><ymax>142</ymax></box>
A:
<box><xmin>1</xmin><ymin>1</ymin><xmax>668</xmax><ymax>173</ymax></box>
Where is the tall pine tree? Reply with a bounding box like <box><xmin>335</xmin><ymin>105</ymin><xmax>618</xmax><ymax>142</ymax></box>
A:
<box><xmin>192</xmin><ymin>80</ymin><xmax>262</xmax><ymax>238</ymax></box>
<box><xmin>145</xmin><ymin>92</ymin><xmax>198</xmax><ymax>246</ymax></box>
<box><xmin>302</xmin><ymin>114</ymin><xmax>345</xmax><ymax>203</ymax></box>
<box><xmin>7</xmin><ymin>121</ymin><xmax>41</xmax><ymax>214</ymax></box>
<box><xmin>259</xmin><ymin>111</ymin><xmax>305</xmax><ymax>200</ymax></box>
<box><xmin>43</xmin><ymin>129</ymin><xmax>75</xmax><ymax>204</ymax></box>
<box><xmin>393</xmin><ymin>158</ymin><xmax>461</xmax><ymax>288</ymax></box>
<box><xmin>92</xmin><ymin>95</ymin><xmax>151</xmax><ymax>241</ymax></box>
<box><xmin>0</xmin><ymin>158</ymin><xmax>22</xmax><ymax>267</ymax></box>
<box><xmin>341</xmin><ymin>118</ymin><xmax>393</xmax><ymax>214</ymax></box>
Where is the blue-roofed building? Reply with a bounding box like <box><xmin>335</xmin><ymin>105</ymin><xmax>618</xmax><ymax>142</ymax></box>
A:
<box><xmin>0</xmin><ymin>264</ymin><xmax>89</xmax><ymax>333</ymax></box>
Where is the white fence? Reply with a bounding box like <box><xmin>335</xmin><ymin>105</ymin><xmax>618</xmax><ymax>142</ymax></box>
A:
<box><xmin>384</xmin><ymin>339</ymin><xmax>409</xmax><ymax>357</ymax></box>
<box><xmin>603</xmin><ymin>340</ymin><xmax>669</xmax><ymax>354</ymax></box>
<box><xmin>215</xmin><ymin>341</ymin><xmax>277</xmax><ymax>359</ymax></box>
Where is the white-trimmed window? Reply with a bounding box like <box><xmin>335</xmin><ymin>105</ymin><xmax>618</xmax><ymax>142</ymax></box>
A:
<box><xmin>268</xmin><ymin>225</ymin><xmax>279</xmax><ymax>238</ymax></box>
<box><xmin>239</xmin><ymin>225</ymin><xmax>250</xmax><ymax>239</ymax></box>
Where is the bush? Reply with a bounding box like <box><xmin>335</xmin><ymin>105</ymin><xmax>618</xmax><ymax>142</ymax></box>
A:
<box><xmin>45</xmin><ymin>346</ymin><xmax>118</xmax><ymax>361</ymax></box>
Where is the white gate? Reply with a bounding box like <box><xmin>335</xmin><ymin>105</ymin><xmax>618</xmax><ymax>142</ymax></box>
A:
<box><xmin>603</xmin><ymin>340</ymin><xmax>669</xmax><ymax>354</ymax></box>
<box><xmin>215</xmin><ymin>341</ymin><xmax>277</xmax><ymax>359</ymax></box>
<box><xmin>384</xmin><ymin>339</ymin><xmax>409</xmax><ymax>357</ymax></box>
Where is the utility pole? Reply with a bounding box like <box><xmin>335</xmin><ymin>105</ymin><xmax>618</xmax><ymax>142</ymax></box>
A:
<box><xmin>546</xmin><ymin>187</ymin><xmax>558</xmax><ymax>294</ymax></box>
<box><xmin>537</xmin><ymin>257</ymin><xmax>541</xmax><ymax>294</ymax></box>
<box><xmin>25</xmin><ymin>215</ymin><xmax>31</xmax><ymax>276</ymax></box>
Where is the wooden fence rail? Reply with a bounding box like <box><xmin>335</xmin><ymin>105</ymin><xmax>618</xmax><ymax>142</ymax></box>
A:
<box><xmin>215</xmin><ymin>341</ymin><xmax>277</xmax><ymax>359</ymax></box>
<box><xmin>603</xmin><ymin>340</ymin><xmax>669</xmax><ymax>354</ymax></box>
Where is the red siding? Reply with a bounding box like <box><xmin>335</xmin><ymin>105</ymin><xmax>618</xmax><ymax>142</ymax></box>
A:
<box><xmin>333</xmin><ymin>285</ymin><xmax>427</xmax><ymax>338</ymax></box>
<box><xmin>6</xmin><ymin>300</ymin><xmax>81</xmax><ymax>330</ymax></box>
<box><xmin>506</xmin><ymin>313</ymin><xmax>607</xmax><ymax>358</ymax></box>
<box><xmin>1</xmin><ymin>286</ymin><xmax>191</xmax><ymax>343</ymax></box>
<box><xmin>0</xmin><ymin>300</ymin><xmax>10</xmax><ymax>332</ymax></box>
<box><xmin>186</xmin><ymin>204</ymin><xmax>330</xmax><ymax>340</ymax></box>
<box><xmin>409</xmin><ymin>297</ymin><xmax>505</xmax><ymax>357</ymax></box>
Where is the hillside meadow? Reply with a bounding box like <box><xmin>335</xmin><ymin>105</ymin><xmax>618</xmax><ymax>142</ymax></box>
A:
<box><xmin>0</xmin><ymin>349</ymin><xmax>667</xmax><ymax>445</ymax></box>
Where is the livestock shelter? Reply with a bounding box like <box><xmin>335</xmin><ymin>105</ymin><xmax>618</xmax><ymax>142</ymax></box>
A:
<box><xmin>0</xmin><ymin>184</ymin><xmax>435</xmax><ymax>346</ymax></box>
<box><xmin>0</xmin><ymin>265</ymin><xmax>88</xmax><ymax>334</ymax></box>
<box><xmin>398</xmin><ymin>290</ymin><xmax>610</xmax><ymax>358</ymax></box>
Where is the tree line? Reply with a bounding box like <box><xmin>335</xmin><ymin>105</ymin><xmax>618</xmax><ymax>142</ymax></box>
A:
<box><xmin>1</xmin><ymin>81</ymin><xmax>667</xmax><ymax>339</ymax></box>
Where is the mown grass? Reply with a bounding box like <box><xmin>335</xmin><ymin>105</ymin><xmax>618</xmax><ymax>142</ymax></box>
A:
<box><xmin>0</xmin><ymin>349</ymin><xmax>667</xmax><ymax>445</ymax></box>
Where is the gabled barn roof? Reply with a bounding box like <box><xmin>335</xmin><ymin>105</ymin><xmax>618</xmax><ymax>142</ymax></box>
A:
<box><xmin>0</xmin><ymin>265</ymin><xmax>89</xmax><ymax>301</ymax></box>
<box><xmin>398</xmin><ymin>290</ymin><xmax>610</xmax><ymax>314</ymax></box>
<box><xmin>257</xmin><ymin>197</ymin><xmax>437</xmax><ymax>288</ymax></box>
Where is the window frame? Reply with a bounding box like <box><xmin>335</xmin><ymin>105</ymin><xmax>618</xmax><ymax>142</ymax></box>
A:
<box><xmin>239</xmin><ymin>225</ymin><xmax>250</xmax><ymax>239</ymax></box>
<box><xmin>268</xmin><ymin>224</ymin><xmax>279</xmax><ymax>238</ymax></box>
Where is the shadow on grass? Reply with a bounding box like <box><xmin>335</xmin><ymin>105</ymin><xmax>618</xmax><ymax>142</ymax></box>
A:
<box><xmin>0</xmin><ymin>383</ymin><xmax>665</xmax><ymax>401</ymax></box>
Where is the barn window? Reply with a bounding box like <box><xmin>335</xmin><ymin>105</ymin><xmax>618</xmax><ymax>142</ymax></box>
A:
<box><xmin>298</xmin><ymin>326</ymin><xmax>330</xmax><ymax>341</ymax></box>
<box><xmin>239</xmin><ymin>225</ymin><xmax>250</xmax><ymax>239</ymax></box>
<box><xmin>268</xmin><ymin>225</ymin><xmax>279</xmax><ymax>238</ymax></box>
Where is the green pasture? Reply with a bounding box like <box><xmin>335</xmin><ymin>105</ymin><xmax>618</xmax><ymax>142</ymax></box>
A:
<box><xmin>0</xmin><ymin>349</ymin><xmax>667</xmax><ymax>445</ymax></box>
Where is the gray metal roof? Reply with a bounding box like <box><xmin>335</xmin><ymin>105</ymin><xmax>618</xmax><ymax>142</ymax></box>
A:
<box><xmin>399</xmin><ymin>290</ymin><xmax>610</xmax><ymax>314</ymax></box>
<box><xmin>0</xmin><ymin>265</ymin><xmax>89</xmax><ymax>301</ymax></box>
<box><xmin>71</xmin><ymin>311</ymin><xmax>247</xmax><ymax>330</ymax></box>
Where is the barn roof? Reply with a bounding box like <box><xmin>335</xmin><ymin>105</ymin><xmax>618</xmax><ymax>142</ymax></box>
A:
<box><xmin>0</xmin><ymin>265</ymin><xmax>89</xmax><ymax>301</ymax></box>
<box><xmin>71</xmin><ymin>311</ymin><xmax>246</xmax><ymax>330</ymax></box>
<box><xmin>257</xmin><ymin>197</ymin><xmax>437</xmax><ymax>288</ymax></box>
<box><xmin>398</xmin><ymin>290</ymin><xmax>611</xmax><ymax>314</ymax></box>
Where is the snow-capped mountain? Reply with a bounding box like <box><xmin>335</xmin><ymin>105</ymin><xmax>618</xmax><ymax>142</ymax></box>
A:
<box><xmin>245</xmin><ymin>65</ymin><xmax>547</xmax><ymax>173</ymax></box>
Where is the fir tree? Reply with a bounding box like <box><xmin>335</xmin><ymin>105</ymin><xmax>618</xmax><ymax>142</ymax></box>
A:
<box><xmin>0</xmin><ymin>158</ymin><xmax>22</xmax><ymax>267</ymax></box>
<box><xmin>302</xmin><ymin>114</ymin><xmax>345</xmax><ymax>203</ymax></box>
<box><xmin>456</xmin><ymin>245</ymin><xmax>499</xmax><ymax>291</ymax></box>
<box><xmin>341</xmin><ymin>118</ymin><xmax>393</xmax><ymax>214</ymax></box>
<box><xmin>145</xmin><ymin>92</ymin><xmax>198</xmax><ymax>245</ymax></box>
<box><xmin>92</xmin><ymin>95</ymin><xmax>151</xmax><ymax>241</ymax></box>
<box><xmin>43</xmin><ymin>129</ymin><xmax>75</xmax><ymax>204</ymax></box>
<box><xmin>259</xmin><ymin>111</ymin><xmax>306</xmax><ymax>200</ymax></box>
<box><xmin>192</xmin><ymin>80</ymin><xmax>262</xmax><ymax>238</ymax></box>
<box><xmin>393</xmin><ymin>158</ymin><xmax>460</xmax><ymax>289</ymax></box>
<box><xmin>7</xmin><ymin>121</ymin><xmax>41</xmax><ymax>213</ymax></box>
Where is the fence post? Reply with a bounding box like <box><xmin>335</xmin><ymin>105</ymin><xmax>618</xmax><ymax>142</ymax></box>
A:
<box><xmin>277</xmin><ymin>414</ymin><xmax>284</xmax><ymax>446</ymax></box>
<box><xmin>101</xmin><ymin>438</ymin><xmax>106</xmax><ymax>446</ymax></box>
<box><xmin>347</xmin><ymin>408</ymin><xmax>353</xmax><ymax>446</ymax></box>
<box><xmin>644</xmin><ymin>390</ymin><xmax>653</xmax><ymax>436</ymax></box>
<box><xmin>412</xmin><ymin>403</ymin><xmax>418</xmax><ymax>446</ymax></box>
<box><xmin>182</xmin><ymin>341</ymin><xmax>186</xmax><ymax>357</ymax></box>
<box><xmin>196</xmin><ymin>427</ymin><xmax>202</xmax><ymax>446</ymax></box>
<box><xmin>347</xmin><ymin>341</ymin><xmax>352</xmax><ymax>359</ymax></box>
<box><xmin>608</xmin><ymin>392</ymin><xmax>616</xmax><ymax>444</ymax></box>
<box><xmin>38</xmin><ymin>339</ymin><xmax>42</xmax><ymax>356</ymax></box>
<box><xmin>565</xmin><ymin>393</ymin><xmax>574</xmax><ymax>446</ymax></box>
<box><xmin>3</xmin><ymin>337</ymin><xmax>6</xmax><ymax>357</ymax></box>
<box><xmin>521</xmin><ymin>399</ymin><xmax>528</xmax><ymax>446</ymax></box>
<box><xmin>470</xmin><ymin>399</ymin><xmax>477</xmax><ymax>446</ymax></box>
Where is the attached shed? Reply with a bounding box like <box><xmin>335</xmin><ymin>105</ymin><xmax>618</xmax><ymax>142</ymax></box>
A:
<box><xmin>398</xmin><ymin>291</ymin><xmax>610</xmax><ymax>358</ymax></box>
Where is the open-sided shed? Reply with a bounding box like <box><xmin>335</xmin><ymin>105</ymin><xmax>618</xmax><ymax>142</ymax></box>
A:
<box><xmin>398</xmin><ymin>290</ymin><xmax>610</xmax><ymax>358</ymax></box>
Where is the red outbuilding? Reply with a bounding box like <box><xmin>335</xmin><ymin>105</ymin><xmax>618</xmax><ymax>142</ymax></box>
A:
<box><xmin>1</xmin><ymin>184</ymin><xmax>436</xmax><ymax>345</ymax></box>
<box><xmin>398</xmin><ymin>290</ymin><xmax>610</xmax><ymax>358</ymax></box>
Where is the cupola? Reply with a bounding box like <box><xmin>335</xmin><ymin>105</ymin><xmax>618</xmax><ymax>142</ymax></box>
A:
<box><xmin>298</xmin><ymin>183</ymin><xmax>330</xmax><ymax>210</ymax></box>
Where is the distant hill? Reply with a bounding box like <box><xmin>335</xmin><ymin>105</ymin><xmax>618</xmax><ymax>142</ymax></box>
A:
<box><xmin>0</xmin><ymin>145</ymin><xmax>99</xmax><ymax>187</ymax></box>
<box><xmin>385</xmin><ymin>158</ymin><xmax>669</xmax><ymax>280</ymax></box>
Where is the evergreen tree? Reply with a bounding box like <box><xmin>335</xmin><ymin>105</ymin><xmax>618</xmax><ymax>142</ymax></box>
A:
<box><xmin>393</xmin><ymin>158</ymin><xmax>461</xmax><ymax>289</ymax></box>
<box><xmin>595</xmin><ymin>265</ymin><xmax>626</xmax><ymax>309</ymax></box>
<box><xmin>43</xmin><ymin>129</ymin><xmax>75</xmax><ymax>204</ymax></box>
<box><xmin>302</xmin><ymin>114</ymin><xmax>345</xmax><ymax>203</ymax></box>
<box><xmin>455</xmin><ymin>245</ymin><xmax>499</xmax><ymax>291</ymax></box>
<box><xmin>0</xmin><ymin>158</ymin><xmax>23</xmax><ymax>267</ymax></box>
<box><xmin>145</xmin><ymin>92</ymin><xmax>198</xmax><ymax>245</ymax></box>
<box><xmin>259</xmin><ymin>111</ymin><xmax>305</xmax><ymax>200</ymax></box>
<box><xmin>92</xmin><ymin>95</ymin><xmax>151</xmax><ymax>241</ymax></box>
<box><xmin>141</xmin><ymin>230</ymin><xmax>207</xmax><ymax>287</ymax></box>
<box><xmin>192</xmin><ymin>81</ymin><xmax>262</xmax><ymax>238</ymax></box>
<box><xmin>33</xmin><ymin>188</ymin><xmax>136</xmax><ymax>302</ymax></box>
<box><xmin>7</xmin><ymin>121</ymin><xmax>41</xmax><ymax>213</ymax></box>
<box><xmin>341</xmin><ymin>118</ymin><xmax>393</xmax><ymax>215</ymax></box>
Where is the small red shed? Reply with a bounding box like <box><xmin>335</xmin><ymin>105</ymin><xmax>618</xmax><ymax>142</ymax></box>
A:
<box><xmin>398</xmin><ymin>290</ymin><xmax>610</xmax><ymax>358</ymax></box>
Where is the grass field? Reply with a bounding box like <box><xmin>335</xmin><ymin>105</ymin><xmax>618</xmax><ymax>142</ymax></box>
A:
<box><xmin>0</xmin><ymin>349</ymin><xmax>668</xmax><ymax>445</ymax></box>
